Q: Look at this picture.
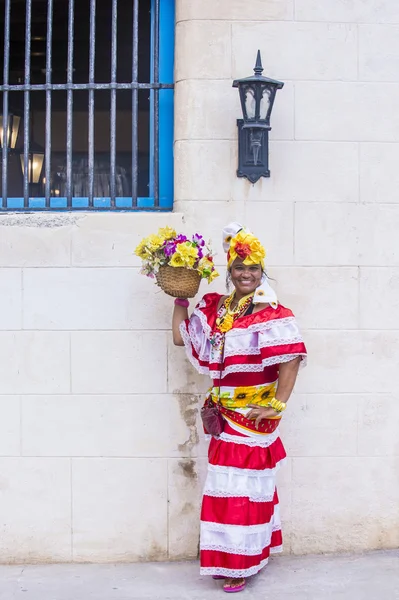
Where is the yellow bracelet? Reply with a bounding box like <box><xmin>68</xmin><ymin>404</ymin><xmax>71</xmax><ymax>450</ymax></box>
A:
<box><xmin>268</xmin><ymin>397</ymin><xmax>286</xmax><ymax>413</ymax></box>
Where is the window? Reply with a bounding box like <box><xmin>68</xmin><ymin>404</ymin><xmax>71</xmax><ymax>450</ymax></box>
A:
<box><xmin>0</xmin><ymin>0</ymin><xmax>174</xmax><ymax>211</ymax></box>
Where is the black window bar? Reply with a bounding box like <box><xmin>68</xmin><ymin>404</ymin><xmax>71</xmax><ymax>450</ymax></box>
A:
<box><xmin>0</xmin><ymin>0</ymin><xmax>174</xmax><ymax>211</ymax></box>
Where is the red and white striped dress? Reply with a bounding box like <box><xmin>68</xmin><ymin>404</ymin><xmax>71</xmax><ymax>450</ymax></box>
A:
<box><xmin>180</xmin><ymin>293</ymin><xmax>307</xmax><ymax>578</ymax></box>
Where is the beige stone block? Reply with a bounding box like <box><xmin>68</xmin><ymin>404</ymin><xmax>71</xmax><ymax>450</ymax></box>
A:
<box><xmin>175</xmin><ymin>200</ymin><xmax>294</xmax><ymax>267</ymax></box>
<box><xmin>175</xmin><ymin>79</ymin><xmax>239</xmax><ymax>142</ymax></box>
<box><xmin>0</xmin><ymin>215</ymin><xmax>72</xmax><ymax>267</ymax></box>
<box><xmin>359</xmin><ymin>25</ymin><xmax>399</xmax><ymax>81</ymax></box>
<box><xmin>295</xmin><ymin>82</ymin><xmax>399</xmax><ymax>142</ymax></box>
<box><xmin>359</xmin><ymin>268</ymin><xmax>399</xmax><ymax>329</ymax></box>
<box><xmin>72</xmin><ymin>458</ymin><xmax>168</xmax><ymax>561</ymax></box>
<box><xmin>174</xmin><ymin>141</ymin><xmax>234</xmax><ymax>202</ymax></box>
<box><xmin>0</xmin><ymin>332</ymin><xmax>70</xmax><ymax>394</ymax></box>
<box><xmin>295</xmin><ymin>0</ymin><xmax>399</xmax><ymax>23</ymax></box>
<box><xmin>168</xmin><ymin>457</ymin><xmax>207</xmax><ymax>559</ymax></box>
<box><xmin>239</xmin><ymin>142</ymin><xmax>358</xmax><ymax>203</ymax></box>
<box><xmin>0</xmin><ymin>269</ymin><xmax>22</xmax><ymax>329</ymax></box>
<box><xmin>280</xmin><ymin>395</ymin><xmax>358</xmax><ymax>457</ymax></box>
<box><xmin>296</xmin><ymin>330</ymin><xmax>399</xmax><ymax>394</ymax></box>
<box><xmin>0</xmin><ymin>458</ymin><xmax>71</xmax><ymax>562</ymax></box>
<box><xmin>21</xmin><ymin>394</ymin><xmax>199</xmax><ymax>458</ymax></box>
<box><xmin>174</xmin><ymin>200</ymin><xmax>245</xmax><ymax>267</ymax></box>
<box><xmin>71</xmin><ymin>213</ymin><xmax>184</xmax><ymax>267</ymax></box>
<box><xmin>167</xmin><ymin>335</ymin><xmax>211</xmax><ymax>396</ymax></box>
<box><xmin>295</xmin><ymin>203</ymin><xmax>399</xmax><ymax>266</ymax></box>
<box><xmin>357</xmin><ymin>395</ymin><xmax>399</xmax><ymax>456</ymax></box>
<box><xmin>270</xmin><ymin>267</ymin><xmax>359</xmax><ymax>329</ymax></box>
<box><xmin>23</xmin><ymin>268</ymin><xmax>173</xmax><ymax>330</ymax></box>
<box><xmin>232</xmin><ymin>22</ymin><xmax>357</xmax><ymax>81</ymax></box>
<box><xmin>0</xmin><ymin>396</ymin><xmax>20</xmax><ymax>456</ymax></box>
<box><xmin>176</xmin><ymin>0</ymin><xmax>294</xmax><ymax>21</ymax></box>
<box><xmin>175</xmin><ymin>21</ymin><xmax>231</xmax><ymax>81</ymax></box>
<box><xmin>291</xmin><ymin>457</ymin><xmax>399</xmax><ymax>553</ymax></box>
<box><xmin>71</xmin><ymin>331</ymin><xmax>167</xmax><ymax>394</ymax></box>
<box><xmin>360</xmin><ymin>143</ymin><xmax>399</xmax><ymax>203</ymax></box>
<box><xmin>245</xmin><ymin>202</ymin><xmax>294</xmax><ymax>266</ymax></box>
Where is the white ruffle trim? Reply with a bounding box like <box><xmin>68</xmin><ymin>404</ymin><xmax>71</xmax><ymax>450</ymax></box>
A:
<box><xmin>203</xmin><ymin>490</ymin><xmax>275</xmax><ymax>503</ymax></box>
<box><xmin>207</xmin><ymin>459</ymin><xmax>286</xmax><ymax>478</ymax></box>
<box><xmin>216</xmin><ymin>429</ymin><xmax>280</xmax><ymax>448</ymax></box>
<box><xmin>200</xmin><ymin>557</ymin><xmax>270</xmax><ymax>578</ymax></box>
<box><xmin>201</xmin><ymin>543</ymin><xmax>270</xmax><ymax>556</ymax></box>
<box><xmin>209</xmin><ymin>353</ymin><xmax>307</xmax><ymax>379</ymax></box>
<box><xmin>200</xmin><ymin>512</ymin><xmax>280</xmax><ymax>535</ymax></box>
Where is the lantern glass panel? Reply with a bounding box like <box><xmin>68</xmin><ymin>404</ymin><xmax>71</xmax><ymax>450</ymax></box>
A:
<box><xmin>244</xmin><ymin>85</ymin><xmax>256</xmax><ymax>119</ymax></box>
<box><xmin>20</xmin><ymin>152</ymin><xmax>44</xmax><ymax>184</ymax></box>
<box><xmin>260</xmin><ymin>86</ymin><xmax>272</xmax><ymax>122</ymax></box>
<box><xmin>0</xmin><ymin>115</ymin><xmax>21</xmax><ymax>149</ymax></box>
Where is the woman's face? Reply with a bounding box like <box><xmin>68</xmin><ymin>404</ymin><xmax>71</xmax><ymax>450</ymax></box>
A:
<box><xmin>230</xmin><ymin>258</ymin><xmax>263</xmax><ymax>297</ymax></box>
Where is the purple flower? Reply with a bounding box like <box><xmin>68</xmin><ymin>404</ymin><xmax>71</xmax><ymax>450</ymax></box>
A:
<box><xmin>192</xmin><ymin>233</ymin><xmax>205</xmax><ymax>246</ymax></box>
<box><xmin>197</xmin><ymin>247</ymin><xmax>204</xmax><ymax>259</ymax></box>
<box><xmin>163</xmin><ymin>240</ymin><xmax>177</xmax><ymax>257</ymax></box>
<box><xmin>175</xmin><ymin>234</ymin><xmax>188</xmax><ymax>244</ymax></box>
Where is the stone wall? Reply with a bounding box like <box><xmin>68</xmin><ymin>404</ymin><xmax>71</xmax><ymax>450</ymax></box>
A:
<box><xmin>174</xmin><ymin>0</ymin><xmax>399</xmax><ymax>555</ymax></box>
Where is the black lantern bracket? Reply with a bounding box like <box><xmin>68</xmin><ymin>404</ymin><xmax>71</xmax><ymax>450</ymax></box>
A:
<box><xmin>233</xmin><ymin>50</ymin><xmax>284</xmax><ymax>184</ymax></box>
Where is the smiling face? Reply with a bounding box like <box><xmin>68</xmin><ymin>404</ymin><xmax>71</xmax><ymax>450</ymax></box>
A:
<box><xmin>230</xmin><ymin>258</ymin><xmax>263</xmax><ymax>298</ymax></box>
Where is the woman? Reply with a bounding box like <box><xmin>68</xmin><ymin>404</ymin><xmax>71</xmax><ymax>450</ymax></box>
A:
<box><xmin>172</xmin><ymin>223</ymin><xmax>307</xmax><ymax>593</ymax></box>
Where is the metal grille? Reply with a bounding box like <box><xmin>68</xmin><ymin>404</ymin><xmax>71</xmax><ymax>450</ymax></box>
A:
<box><xmin>0</xmin><ymin>0</ymin><xmax>174</xmax><ymax>211</ymax></box>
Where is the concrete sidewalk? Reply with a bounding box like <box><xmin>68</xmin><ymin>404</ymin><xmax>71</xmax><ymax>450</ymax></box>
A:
<box><xmin>0</xmin><ymin>551</ymin><xmax>398</xmax><ymax>600</ymax></box>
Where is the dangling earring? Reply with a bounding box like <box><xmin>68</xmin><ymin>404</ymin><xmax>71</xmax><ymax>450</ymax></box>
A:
<box><xmin>226</xmin><ymin>271</ymin><xmax>232</xmax><ymax>292</ymax></box>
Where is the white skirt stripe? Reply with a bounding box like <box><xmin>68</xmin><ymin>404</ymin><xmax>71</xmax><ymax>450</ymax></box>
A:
<box><xmin>207</xmin><ymin>459</ymin><xmax>286</xmax><ymax>479</ymax></box>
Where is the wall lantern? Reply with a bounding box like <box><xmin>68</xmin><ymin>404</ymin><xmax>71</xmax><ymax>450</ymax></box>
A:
<box><xmin>0</xmin><ymin>112</ymin><xmax>21</xmax><ymax>151</ymax></box>
<box><xmin>233</xmin><ymin>50</ymin><xmax>284</xmax><ymax>183</ymax></box>
<box><xmin>19</xmin><ymin>142</ymin><xmax>45</xmax><ymax>186</ymax></box>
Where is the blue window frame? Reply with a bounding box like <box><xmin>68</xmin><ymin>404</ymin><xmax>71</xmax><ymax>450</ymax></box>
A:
<box><xmin>0</xmin><ymin>0</ymin><xmax>175</xmax><ymax>211</ymax></box>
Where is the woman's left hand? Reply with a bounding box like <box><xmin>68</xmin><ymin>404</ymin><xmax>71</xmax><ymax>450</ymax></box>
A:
<box><xmin>246</xmin><ymin>404</ymin><xmax>280</xmax><ymax>429</ymax></box>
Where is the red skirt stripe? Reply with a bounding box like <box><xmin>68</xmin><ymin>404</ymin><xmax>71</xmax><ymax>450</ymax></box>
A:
<box><xmin>208</xmin><ymin>433</ymin><xmax>286</xmax><ymax>471</ymax></box>
<box><xmin>201</xmin><ymin>489</ymin><xmax>279</xmax><ymax>527</ymax></box>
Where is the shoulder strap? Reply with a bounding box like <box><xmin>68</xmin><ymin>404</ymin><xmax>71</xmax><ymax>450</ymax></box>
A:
<box><xmin>217</xmin><ymin>336</ymin><xmax>225</xmax><ymax>405</ymax></box>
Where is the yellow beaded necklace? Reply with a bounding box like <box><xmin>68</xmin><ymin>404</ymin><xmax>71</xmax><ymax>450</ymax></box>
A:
<box><xmin>215</xmin><ymin>291</ymin><xmax>254</xmax><ymax>333</ymax></box>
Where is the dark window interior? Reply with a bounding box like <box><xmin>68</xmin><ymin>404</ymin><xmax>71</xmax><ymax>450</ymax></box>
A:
<box><xmin>0</xmin><ymin>0</ymin><xmax>152</xmax><ymax>198</ymax></box>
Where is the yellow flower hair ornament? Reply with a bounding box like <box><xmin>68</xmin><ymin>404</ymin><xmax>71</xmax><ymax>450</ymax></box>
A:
<box><xmin>227</xmin><ymin>230</ymin><xmax>266</xmax><ymax>270</ymax></box>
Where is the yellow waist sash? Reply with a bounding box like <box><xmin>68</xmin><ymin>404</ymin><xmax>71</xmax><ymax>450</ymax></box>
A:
<box><xmin>210</xmin><ymin>382</ymin><xmax>278</xmax><ymax>410</ymax></box>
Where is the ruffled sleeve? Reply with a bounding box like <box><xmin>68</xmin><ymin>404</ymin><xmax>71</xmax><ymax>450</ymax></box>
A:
<box><xmin>179</xmin><ymin>293</ymin><xmax>222</xmax><ymax>375</ymax></box>
<box><xmin>221</xmin><ymin>304</ymin><xmax>307</xmax><ymax>378</ymax></box>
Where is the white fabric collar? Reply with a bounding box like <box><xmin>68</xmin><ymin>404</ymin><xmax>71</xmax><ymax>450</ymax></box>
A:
<box><xmin>253</xmin><ymin>278</ymin><xmax>278</xmax><ymax>309</ymax></box>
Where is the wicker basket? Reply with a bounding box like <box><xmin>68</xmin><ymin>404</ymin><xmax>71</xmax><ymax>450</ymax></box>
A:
<box><xmin>156</xmin><ymin>265</ymin><xmax>201</xmax><ymax>298</ymax></box>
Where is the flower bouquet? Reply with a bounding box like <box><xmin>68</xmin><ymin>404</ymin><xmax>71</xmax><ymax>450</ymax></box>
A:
<box><xmin>135</xmin><ymin>227</ymin><xmax>219</xmax><ymax>298</ymax></box>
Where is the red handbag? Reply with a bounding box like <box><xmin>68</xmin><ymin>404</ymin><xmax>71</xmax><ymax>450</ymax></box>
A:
<box><xmin>201</xmin><ymin>396</ymin><xmax>225</xmax><ymax>437</ymax></box>
<box><xmin>200</xmin><ymin>339</ymin><xmax>225</xmax><ymax>437</ymax></box>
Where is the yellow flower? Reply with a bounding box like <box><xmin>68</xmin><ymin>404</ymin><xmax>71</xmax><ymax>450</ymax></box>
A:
<box><xmin>146</xmin><ymin>234</ymin><xmax>163</xmax><ymax>252</ymax></box>
<box><xmin>169</xmin><ymin>253</ymin><xmax>184</xmax><ymax>267</ymax></box>
<box><xmin>232</xmin><ymin>386</ymin><xmax>258</xmax><ymax>407</ymax></box>
<box><xmin>158</xmin><ymin>226</ymin><xmax>176</xmax><ymax>240</ymax></box>
<box><xmin>173</xmin><ymin>242</ymin><xmax>198</xmax><ymax>267</ymax></box>
<box><xmin>207</xmin><ymin>269</ymin><xmax>219</xmax><ymax>283</ymax></box>
<box><xmin>228</xmin><ymin>230</ymin><xmax>266</xmax><ymax>268</ymax></box>
<box><xmin>134</xmin><ymin>239</ymin><xmax>151</xmax><ymax>259</ymax></box>
<box><xmin>253</xmin><ymin>383</ymin><xmax>277</xmax><ymax>405</ymax></box>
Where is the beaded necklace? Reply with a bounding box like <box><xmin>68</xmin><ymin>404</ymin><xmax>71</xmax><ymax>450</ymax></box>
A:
<box><xmin>215</xmin><ymin>291</ymin><xmax>254</xmax><ymax>334</ymax></box>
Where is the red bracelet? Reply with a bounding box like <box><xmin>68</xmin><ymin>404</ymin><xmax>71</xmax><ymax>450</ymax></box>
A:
<box><xmin>174</xmin><ymin>298</ymin><xmax>189</xmax><ymax>308</ymax></box>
